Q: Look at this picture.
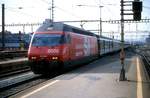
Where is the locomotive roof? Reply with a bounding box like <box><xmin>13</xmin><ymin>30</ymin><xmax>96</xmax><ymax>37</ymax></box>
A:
<box><xmin>36</xmin><ymin>19</ymin><xmax>122</xmax><ymax>43</ymax></box>
<box><xmin>36</xmin><ymin>20</ymin><xmax>97</xmax><ymax>37</ymax></box>
<box><xmin>36</xmin><ymin>21</ymin><xmax>64</xmax><ymax>32</ymax></box>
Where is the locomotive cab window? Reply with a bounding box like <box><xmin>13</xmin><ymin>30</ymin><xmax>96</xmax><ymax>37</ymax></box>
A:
<box><xmin>31</xmin><ymin>34</ymin><xmax>66</xmax><ymax>47</ymax></box>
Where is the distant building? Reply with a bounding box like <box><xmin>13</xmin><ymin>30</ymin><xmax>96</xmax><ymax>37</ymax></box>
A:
<box><xmin>0</xmin><ymin>31</ymin><xmax>31</xmax><ymax>49</ymax></box>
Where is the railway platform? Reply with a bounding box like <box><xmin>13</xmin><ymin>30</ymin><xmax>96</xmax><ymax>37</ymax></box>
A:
<box><xmin>11</xmin><ymin>52</ymin><xmax>150</xmax><ymax>98</ymax></box>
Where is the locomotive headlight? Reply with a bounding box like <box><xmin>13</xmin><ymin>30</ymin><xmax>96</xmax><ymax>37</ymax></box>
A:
<box><xmin>52</xmin><ymin>57</ymin><xmax>58</xmax><ymax>60</ymax></box>
<box><xmin>31</xmin><ymin>56</ymin><xmax>36</xmax><ymax>59</ymax></box>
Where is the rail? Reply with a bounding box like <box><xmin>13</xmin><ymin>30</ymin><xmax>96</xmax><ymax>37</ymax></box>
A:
<box><xmin>0</xmin><ymin>58</ymin><xmax>28</xmax><ymax>76</ymax></box>
<box><xmin>141</xmin><ymin>53</ymin><xmax>150</xmax><ymax>78</ymax></box>
<box><xmin>137</xmin><ymin>48</ymin><xmax>150</xmax><ymax>80</ymax></box>
<box><xmin>0</xmin><ymin>50</ymin><xmax>27</xmax><ymax>59</ymax></box>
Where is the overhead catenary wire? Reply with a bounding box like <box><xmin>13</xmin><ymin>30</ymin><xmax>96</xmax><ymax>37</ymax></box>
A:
<box><xmin>39</xmin><ymin>0</ymin><xmax>50</xmax><ymax>4</ymax></box>
<box><xmin>0</xmin><ymin>1</ymin><xmax>150</xmax><ymax>27</ymax></box>
<box><xmin>55</xmin><ymin>6</ymin><xmax>82</xmax><ymax>19</ymax></box>
<box><xmin>6</xmin><ymin>7</ymin><xmax>43</xmax><ymax>20</ymax></box>
<box><xmin>143</xmin><ymin>6</ymin><xmax>150</xmax><ymax>10</ymax></box>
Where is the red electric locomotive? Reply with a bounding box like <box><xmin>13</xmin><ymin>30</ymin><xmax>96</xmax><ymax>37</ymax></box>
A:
<box><xmin>28</xmin><ymin>20</ymin><xmax>99</xmax><ymax>74</ymax></box>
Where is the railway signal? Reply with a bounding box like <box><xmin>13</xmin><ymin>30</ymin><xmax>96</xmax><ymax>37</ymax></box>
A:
<box><xmin>132</xmin><ymin>1</ymin><xmax>142</xmax><ymax>21</ymax></box>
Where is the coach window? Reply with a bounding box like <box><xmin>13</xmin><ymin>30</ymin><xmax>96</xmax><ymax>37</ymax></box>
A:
<box><xmin>60</xmin><ymin>35</ymin><xmax>66</xmax><ymax>44</ymax></box>
<box><xmin>111</xmin><ymin>40</ymin><xmax>113</xmax><ymax>49</ymax></box>
<box><xmin>109</xmin><ymin>41</ymin><xmax>111</xmax><ymax>50</ymax></box>
<box><xmin>66</xmin><ymin>34</ymin><xmax>71</xmax><ymax>43</ymax></box>
<box><xmin>103</xmin><ymin>40</ymin><xmax>105</xmax><ymax>51</ymax></box>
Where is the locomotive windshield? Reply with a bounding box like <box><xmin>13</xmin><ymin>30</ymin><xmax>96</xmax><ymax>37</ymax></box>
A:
<box><xmin>31</xmin><ymin>34</ymin><xmax>65</xmax><ymax>46</ymax></box>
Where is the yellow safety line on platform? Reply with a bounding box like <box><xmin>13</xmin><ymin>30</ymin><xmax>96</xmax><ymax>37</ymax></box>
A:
<box><xmin>20</xmin><ymin>80</ymin><xmax>59</xmax><ymax>98</ymax></box>
<box><xmin>136</xmin><ymin>57</ymin><xmax>143</xmax><ymax>98</ymax></box>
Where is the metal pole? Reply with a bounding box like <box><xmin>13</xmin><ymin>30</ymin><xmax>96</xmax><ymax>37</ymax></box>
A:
<box><xmin>23</xmin><ymin>25</ymin><xmax>25</xmax><ymax>34</ymax></box>
<box><xmin>99</xmin><ymin>6</ymin><xmax>102</xmax><ymax>36</ymax></box>
<box><xmin>31</xmin><ymin>24</ymin><xmax>33</xmax><ymax>33</ymax></box>
<box><xmin>99</xmin><ymin>0</ymin><xmax>103</xmax><ymax>36</ymax></box>
<box><xmin>119</xmin><ymin>0</ymin><xmax>126</xmax><ymax>81</ymax></box>
<box><xmin>51</xmin><ymin>0</ymin><xmax>54</xmax><ymax>22</ymax></box>
<box><xmin>2</xmin><ymin>4</ymin><xmax>5</xmax><ymax>50</ymax></box>
<box><xmin>49</xmin><ymin>8</ymin><xmax>52</xmax><ymax>20</ymax></box>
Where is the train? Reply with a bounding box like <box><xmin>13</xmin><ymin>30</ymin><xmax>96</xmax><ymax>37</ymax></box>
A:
<box><xmin>28</xmin><ymin>20</ymin><xmax>129</xmax><ymax>74</ymax></box>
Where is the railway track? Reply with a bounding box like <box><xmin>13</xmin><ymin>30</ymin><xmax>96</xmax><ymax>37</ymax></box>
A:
<box><xmin>0</xmin><ymin>50</ymin><xmax>27</xmax><ymax>60</ymax></box>
<box><xmin>0</xmin><ymin>67</ymin><xmax>30</xmax><ymax>78</ymax></box>
<box><xmin>0</xmin><ymin>58</ymin><xmax>28</xmax><ymax>77</ymax></box>
<box><xmin>0</xmin><ymin>66</ymin><xmax>64</xmax><ymax>98</ymax></box>
<box><xmin>0</xmin><ymin>72</ymin><xmax>51</xmax><ymax>98</ymax></box>
<box><xmin>137</xmin><ymin>47</ymin><xmax>150</xmax><ymax>80</ymax></box>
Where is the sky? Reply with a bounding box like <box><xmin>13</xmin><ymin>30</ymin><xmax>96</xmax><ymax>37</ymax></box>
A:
<box><xmin>0</xmin><ymin>0</ymin><xmax>150</xmax><ymax>41</ymax></box>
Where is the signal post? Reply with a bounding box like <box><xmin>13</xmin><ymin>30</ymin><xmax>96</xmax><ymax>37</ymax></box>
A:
<box><xmin>119</xmin><ymin>0</ymin><xmax>142</xmax><ymax>81</ymax></box>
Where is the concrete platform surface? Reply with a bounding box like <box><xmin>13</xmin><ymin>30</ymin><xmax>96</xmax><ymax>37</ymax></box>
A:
<box><xmin>11</xmin><ymin>53</ymin><xmax>150</xmax><ymax>98</ymax></box>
